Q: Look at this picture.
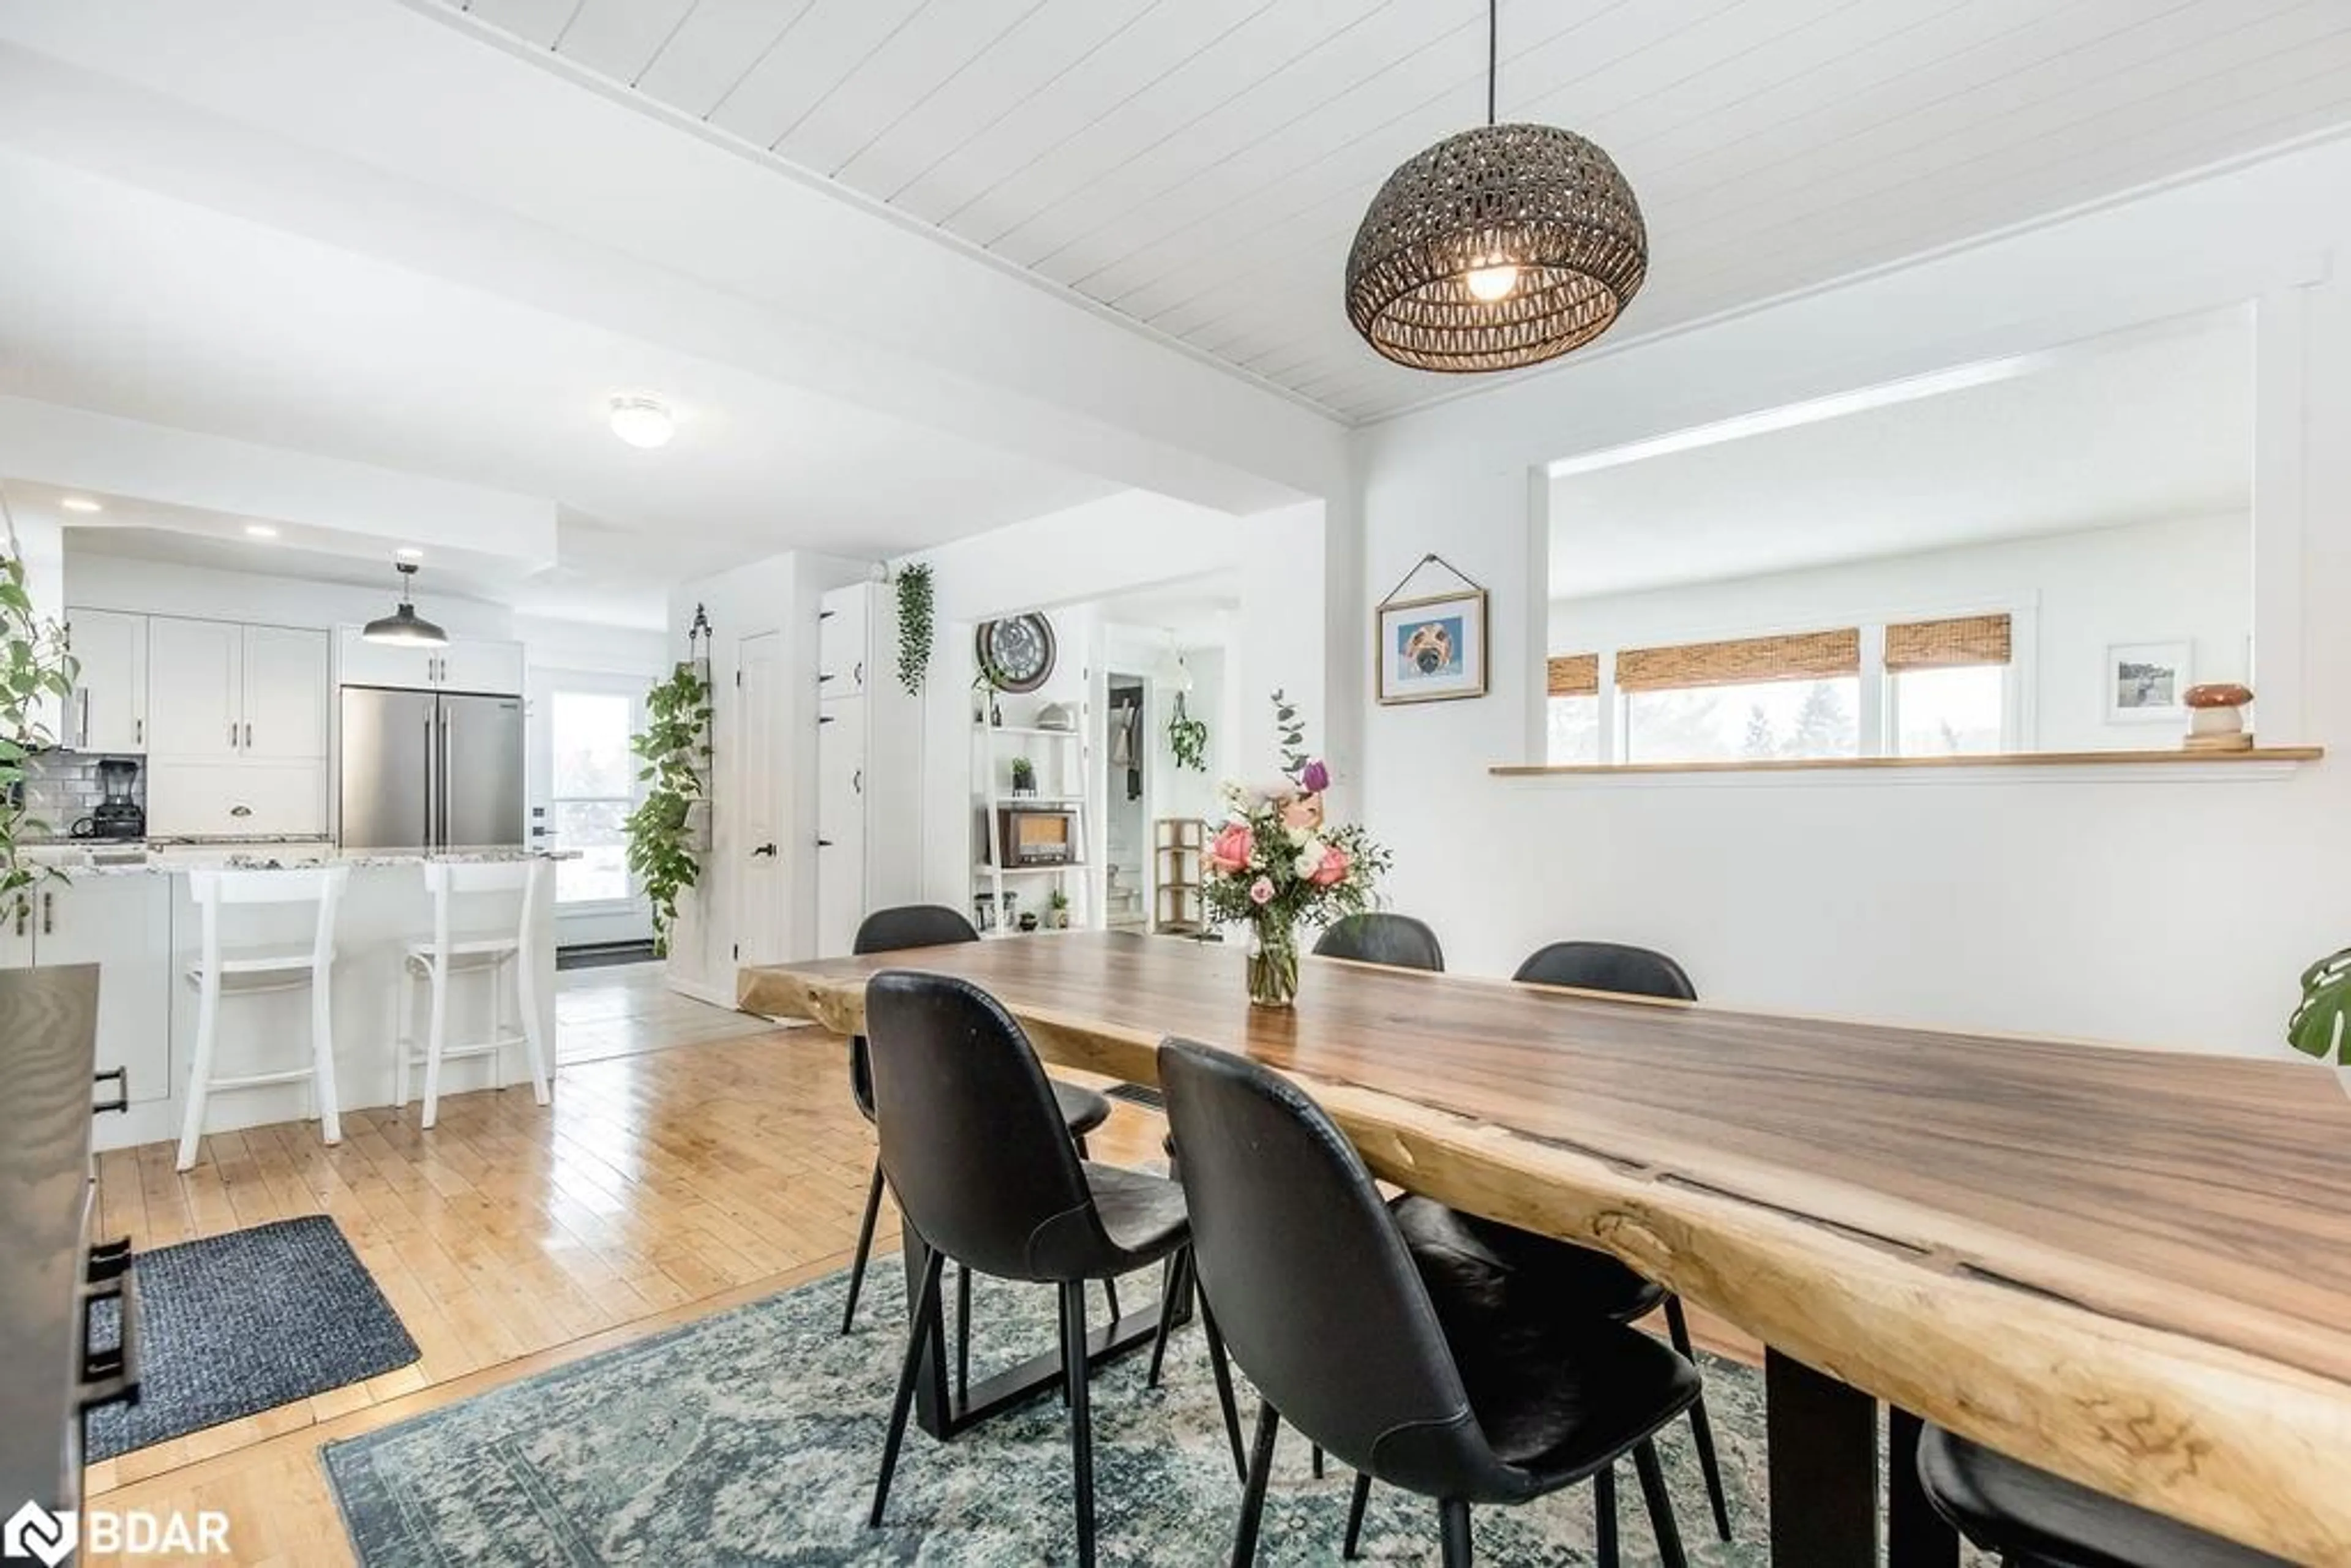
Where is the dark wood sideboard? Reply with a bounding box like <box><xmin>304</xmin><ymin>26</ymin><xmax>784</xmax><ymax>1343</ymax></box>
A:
<box><xmin>0</xmin><ymin>964</ymin><xmax>138</xmax><ymax>1547</ymax></box>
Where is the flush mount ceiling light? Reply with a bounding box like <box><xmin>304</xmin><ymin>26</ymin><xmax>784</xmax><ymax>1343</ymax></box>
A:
<box><xmin>1344</xmin><ymin>0</ymin><xmax>1647</xmax><ymax>374</ymax></box>
<box><xmin>395</xmin><ymin>546</ymin><xmax>424</xmax><ymax>560</ymax></box>
<box><xmin>243</xmin><ymin>522</ymin><xmax>279</xmax><ymax>539</ymax></box>
<box><xmin>608</xmin><ymin>394</ymin><xmax>675</xmax><ymax>449</ymax></box>
<box><xmin>361</xmin><ymin>560</ymin><xmax>449</xmax><ymax>647</ymax></box>
<box><xmin>59</xmin><ymin>496</ymin><xmax>102</xmax><ymax>514</ymax></box>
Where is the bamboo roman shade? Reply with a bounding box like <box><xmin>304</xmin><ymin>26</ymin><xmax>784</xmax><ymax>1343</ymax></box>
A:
<box><xmin>1616</xmin><ymin>628</ymin><xmax>1859</xmax><ymax>693</ymax></box>
<box><xmin>1547</xmin><ymin>653</ymin><xmax>1600</xmax><ymax>697</ymax></box>
<box><xmin>1884</xmin><ymin>612</ymin><xmax>2012</xmax><ymax>671</ymax></box>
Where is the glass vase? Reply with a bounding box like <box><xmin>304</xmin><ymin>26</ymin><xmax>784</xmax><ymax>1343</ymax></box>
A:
<box><xmin>1247</xmin><ymin>918</ymin><xmax>1300</xmax><ymax>1009</ymax></box>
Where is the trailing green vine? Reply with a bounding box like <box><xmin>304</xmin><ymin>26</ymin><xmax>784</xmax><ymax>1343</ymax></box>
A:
<box><xmin>1166</xmin><ymin>692</ymin><xmax>1209</xmax><ymax>772</ymax></box>
<box><xmin>893</xmin><ymin>562</ymin><xmax>934</xmax><ymax>695</ymax></box>
<box><xmin>625</xmin><ymin>659</ymin><xmax>713</xmax><ymax>958</ymax></box>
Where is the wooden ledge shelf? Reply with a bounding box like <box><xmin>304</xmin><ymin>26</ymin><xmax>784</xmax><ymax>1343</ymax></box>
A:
<box><xmin>1491</xmin><ymin>746</ymin><xmax>2324</xmax><ymax>778</ymax></box>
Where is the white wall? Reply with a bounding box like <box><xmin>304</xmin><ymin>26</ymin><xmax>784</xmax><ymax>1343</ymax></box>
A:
<box><xmin>1553</xmin><ymin>512</ymin><xmax>2252</xmax><ymax>754</ymax></box>
<box><xmin>906</xmin><ymin>490</ymin><xmax>1336</xmax><ymax>913</ymax></box>
<box><xmin>1353</xmin><ymin>135</ymin><xmax>2351</xmax><ymax>1057</ymax></box>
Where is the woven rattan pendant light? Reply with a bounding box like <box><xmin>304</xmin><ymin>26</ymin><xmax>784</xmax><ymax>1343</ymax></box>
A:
<box><xmin>1345</xmin><ymin>0</ymin><xmax>1648</xmax><ymax>373</ymax></box>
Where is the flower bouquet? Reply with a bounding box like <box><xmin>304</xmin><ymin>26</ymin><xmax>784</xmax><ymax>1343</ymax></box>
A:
<box><xmin>1202</xmin><ymin>692</ymin><xmax>1390</xmax><ymax>1007</ymax></box>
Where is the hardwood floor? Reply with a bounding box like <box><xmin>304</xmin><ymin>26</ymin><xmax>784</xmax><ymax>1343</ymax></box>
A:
<box><xmin>83</xmin><ymin>965</ymin><xmax>1757</xmax><ymax>1565</ymax></box>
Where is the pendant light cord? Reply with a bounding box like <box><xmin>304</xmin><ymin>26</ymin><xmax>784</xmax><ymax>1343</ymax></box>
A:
<box><xmin>1487</xmin><ymin>0</ymin><xmax>1498</xmax><ymax>126</ymax></box>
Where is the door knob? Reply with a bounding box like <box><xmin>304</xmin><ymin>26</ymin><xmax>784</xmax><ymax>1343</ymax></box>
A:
<box><xmin>752</xmin><ymin>842</ymin><xmax>778</xmax><ymax>857</ymax></box>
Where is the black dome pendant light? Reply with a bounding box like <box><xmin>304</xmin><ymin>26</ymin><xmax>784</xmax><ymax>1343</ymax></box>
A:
<box><xmin>361</xmin><ymin>560</ymin><xmax>449</xmax><ymax>647</ymax></box>
<box><xmin>1345</xmin><ymin>0</ymin><xmax>1648</xmax><ymax>373</ymax></box>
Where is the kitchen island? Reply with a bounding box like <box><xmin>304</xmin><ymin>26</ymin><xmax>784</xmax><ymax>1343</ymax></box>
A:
<box><xmin>15</xmin><ymin>842</ymin><xmax>571</xmax><ymax>1153</ymax></box>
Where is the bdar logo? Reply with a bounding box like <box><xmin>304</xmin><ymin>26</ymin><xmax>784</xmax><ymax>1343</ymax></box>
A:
<box><xmin>2</xmin><ymin>1501</ymin><xmax>76</xmax><ymax>1567</ymax></box>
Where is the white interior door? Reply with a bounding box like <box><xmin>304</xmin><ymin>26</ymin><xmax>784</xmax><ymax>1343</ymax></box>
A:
<box><xmin>736</xmin><ymin>632</ymin><xmax>785</xmax><ymax>968</ymax></box>
<box><xmin>816</xmin><ymin>698</ymin><xmax>866</xmax><ymax>957</ymax></box>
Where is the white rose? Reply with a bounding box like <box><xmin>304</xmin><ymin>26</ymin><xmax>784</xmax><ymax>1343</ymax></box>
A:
<box><xmin>1292</xmin><ymin>841</ymin><xmax>1324</xmax><ymax>879</ymax></box>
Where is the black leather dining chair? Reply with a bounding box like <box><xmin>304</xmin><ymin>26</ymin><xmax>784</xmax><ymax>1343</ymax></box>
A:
<box><xmin>1160</xmin><ymin>1037</ymin><xmax>1698</xmax><ymax>1568</ymax></box>
<box><xmin>864</xmin><ymin>971</ymin><xmax>1194</xmax><ymax>1568</ymax></box>
<box><xmin>1313</xmin><ymin>911</ymin><xmax>1445</xmax><ymax>972</ymax></box>
<box><xmin>1916</xmin><ymin>1424</ymin><xmax>2292</xmax><ymax>1567</ymax></box>
<box><xmin>1500</xmin><ymin>939</ymin><xmax>1730</xmax><ymax>1539</ymax></box>
<box><xmin>838</xmin><ymin>905</ymin><xmax>1114</xmax><ymax>1335</ymax></box>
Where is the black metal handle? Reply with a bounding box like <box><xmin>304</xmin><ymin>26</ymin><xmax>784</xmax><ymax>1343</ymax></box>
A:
<box><xmin>816</xmin><ymin>838</ymin><xmax>834</xmax><ymax>849</ymax></box>
<box><xmin>78</xmin><ymin>1240</ymin><xmax>141</xmax><ymax>1413</ymax></box>
<box><xmin>92</xmin><ymin>1066</ymin><xmax>129</xmax><ymax>1116</ymax></box>
<box><xmin>752</xmin><ymin>842</ymin><xmax>777</xmax><ymax>857</ymax></box>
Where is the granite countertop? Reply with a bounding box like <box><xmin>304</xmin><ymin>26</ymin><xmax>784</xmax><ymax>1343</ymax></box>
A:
<box><xmin>22</xmin><ymin>844</ymin><xmax>580</xmax><ymax>876</ymax></box>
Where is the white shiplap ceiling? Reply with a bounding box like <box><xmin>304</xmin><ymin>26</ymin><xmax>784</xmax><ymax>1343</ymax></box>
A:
<box><xmin>424</xmin><ymin>0</ymin><xmax>2351</xmax><ymax>424</ymax></box>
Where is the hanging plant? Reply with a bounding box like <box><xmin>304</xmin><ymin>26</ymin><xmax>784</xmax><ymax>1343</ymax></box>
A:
<box><xmin>625</xmin><ymin>658</ymin><xmax>713</xmax><ymax>958</ymax></box>
<box><xmin>0</xmin><ymin>549</ymin><xmax>77</xmax><ymax>917</ymax></box>
<box><xmin>893</xmin><ymin>562</ymin><xmax>934</xmax><ymax>696</ymax></box>
<box><xmin>1167</xmin><ymin>692</ymin><xmax>1209</xmax><ymax>772</ymax></box>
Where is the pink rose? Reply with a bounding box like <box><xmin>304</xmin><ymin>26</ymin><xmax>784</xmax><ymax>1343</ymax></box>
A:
<box><xmin>1248</xmin><ymin>876</ymin><xmax>1275</xmax><ymax>906</ymax></box>
<box><xmin>1280</xmin><ymin>794</ymin><xmax>1324</xmax><ymax>831</ymax></box>
<box><xmin>1310</xmin><ymin>844</ymin><xmax>1351</xmax><ymax>887</ymax></box>
<box><xmin>1206</xmin><ymin>823</ymin><xmax>1254</xmax><ymax>876</ymax></box>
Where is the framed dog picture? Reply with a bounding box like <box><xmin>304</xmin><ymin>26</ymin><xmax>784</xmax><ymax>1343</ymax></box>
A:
<box><xmin>1378</xmin><ymin>588</ymin><xmax>1488</xmax><ymax>705</ymax></box>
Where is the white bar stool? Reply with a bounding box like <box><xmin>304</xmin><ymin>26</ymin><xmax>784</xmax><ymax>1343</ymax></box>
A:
<box><xmin>176</xmin><ymin>865</ymin><xmax>349</xmax><ymax>1172</ymax></box>
<box><xmin>396</xmin><ymin>860</ymin><xmax>552</xmax><ymax>1129</ymax></box>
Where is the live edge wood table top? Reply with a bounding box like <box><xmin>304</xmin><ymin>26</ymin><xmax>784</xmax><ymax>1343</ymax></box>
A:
<box><xmin>741</xmin><ymin>931</ymin><xmax>2351</xmax><ymax>1563</ymax></box>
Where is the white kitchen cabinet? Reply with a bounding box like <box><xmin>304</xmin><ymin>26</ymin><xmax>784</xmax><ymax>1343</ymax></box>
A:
<box><xmin>66</xmin><ymin>608</ymin><xmax>149</xmax><ymax>753</ymax></box>
<box><xmin>147</xmin><ymin>615</ymin><xmax>244</xmax><ymax>760</ymax></box>
<box><xmin>146</xmin><ymin>761</ymin><xmax>325</xmax><ymax>838</ymax></box>
<box><xmin>0</xmin><ymin>890</ymin><xmax>32</xmax><ymax>970</ymax></box>
<box><xmin>241</xmin><ymin>624</ymin><xmax>329</xmax><ymax>759</ymax></box>
<box><xmin>336</xmin><ymin>629</ymin><xmax>437</xmax><ymax>690</ymax></box>
<box><xmin>336</xmin><ymin>628</ymin><xmax>523</xmax><ymax>696</ymax></box>
<box><xmin>819</xmin><ymin>590</ymin><xmax>869</xmax><ymax>699</ymax></box>
<box><xmin>437</xmin><ymin>637</ymin><xmax>524</xmax><ymax>695</ymax></box>
<box><xmin>37</xmin><ymin>877</ymin><xmax>172</xmax><ymax>1105</ymax></box>
<box><xmin>813</xmin><ymin>581</ymin><xmax>921</xmax><ymax>957</ymax></box>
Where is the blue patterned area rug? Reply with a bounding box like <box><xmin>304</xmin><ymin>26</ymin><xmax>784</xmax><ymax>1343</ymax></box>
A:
<box><xmin>323</xmin><ymin>1261</ymin><xmax>1955</xmax><ymax>1565</ymax></box>
<box><xmin>88</xmin><ymin>1215</ymin><xmax>418</xmax><ymax>1460</ymax></box>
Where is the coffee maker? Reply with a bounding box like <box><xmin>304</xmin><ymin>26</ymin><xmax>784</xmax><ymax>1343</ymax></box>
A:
<box><xmin>71</xmin><ymin>757</ymin><xmax>146</xmax><ymax>842</ymax></box>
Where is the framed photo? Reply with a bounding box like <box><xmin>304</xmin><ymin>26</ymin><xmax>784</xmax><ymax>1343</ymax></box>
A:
<box><xmin>2107</xmin><ymin>640</ymin><xmax>2192</xmax><ymax>723</ymax></box>
<box><xmin>1378</xmin><ymin>588</ymin><xmax>1488</xmax><ymax>705</ymax></box>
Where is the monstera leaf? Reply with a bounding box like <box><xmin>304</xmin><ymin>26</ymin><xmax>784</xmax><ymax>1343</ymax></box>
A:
<box><xmin>2288</xmin><ymin>947</ymin><xmax>2351</xmax><ymax>1062</ymax></box>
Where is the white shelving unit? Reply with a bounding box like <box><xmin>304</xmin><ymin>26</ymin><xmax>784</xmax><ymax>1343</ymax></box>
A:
<box><xmin>972</xmin><ymin>718</ymin><xmax>1089</xmax><ymax>937</ymax></box>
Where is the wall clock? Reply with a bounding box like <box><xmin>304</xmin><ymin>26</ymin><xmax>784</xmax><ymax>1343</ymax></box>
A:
<box><xmin>976</xmin><ymin>613</ymin><xmax>1057</xmax><ymax>694</ymax></box>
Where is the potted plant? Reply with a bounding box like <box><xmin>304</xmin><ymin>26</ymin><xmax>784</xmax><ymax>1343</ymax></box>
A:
<box><xmin>891</xmin><ymin>561</ymin><xmax>934</xmax><ymax>696</ymax></box>
<box><xmin>1167</xmin><ymin>693</ymin><xmax>1209</xmax><ymax>773</ymax></box>
<box><xmin>2290</xmin><ymin>949</ymin><xmax>2351</xmax><ymax>1082</ymax></box>
<box><xmin>624</xmin><ymin>656</ymin><xmax>713</xmax><ymax>957</ymax></box>
<box><xmin>1048</xmin><ymin>887</ymin><xmax>1070</xmax><ymax>930</ymax></box>
<box><xmin>1009</xmin><ymin>756</ymin><xmax>1037</xmax><ymax>798</ymax></box>
<box><xmin>1201</xmin><ymin>693</ymin><xmax>1390</xmax><ymax>1007</ymax></box>
<box><xmin>0</xmin><ymin>545</ymin><xmax>78</xmax><ymax>919</ymax></box>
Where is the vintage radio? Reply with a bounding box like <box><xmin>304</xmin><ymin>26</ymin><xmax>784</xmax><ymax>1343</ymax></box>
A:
<box><xmin>988</xmin><ymin>805</ymin><xmax>1078</xmax><ymax>866</ymax></box>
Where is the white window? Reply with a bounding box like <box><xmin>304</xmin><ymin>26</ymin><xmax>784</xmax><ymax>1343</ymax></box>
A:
<box><xmin>1891</xmin><ymin>665</ymin><xmax>2006</xmax><ymax>756</ymax></box>
<box><xmin>1547</xmin><ymin>695</ymin><xmax>1601</xmax><ymax>764</ymax></box>
<box><xmin>1624</xmin><ymin>678</ymin><xmax>1861</xmax><ymax>765</ymax></box>
<box><xmin>549</xmin><ymin>689</ymin><xmax>639</xmax><ymax>906</ymax></box>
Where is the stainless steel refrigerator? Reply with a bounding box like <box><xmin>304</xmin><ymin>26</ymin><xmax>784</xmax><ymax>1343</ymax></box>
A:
<box><xmin>339</xmin><ymin>686</ymin><xmax>526</xmax><ymax>850</ymax></box>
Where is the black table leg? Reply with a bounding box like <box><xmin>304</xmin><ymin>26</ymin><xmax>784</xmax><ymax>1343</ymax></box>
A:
<box><xmin>1766</xmin><ymin>1349</ymin><xmax>1878</xmax><ymax>1567</ymax></box>
<box><xmin>1888</xmin><ymin>1406</ymin><xmax>1960</xmax><ymax>1568</ymax></box>
<box><xmin>901</xmin><ymin>1221</ymin><xmax>1188</xmax><ymax>1441</ymax></box>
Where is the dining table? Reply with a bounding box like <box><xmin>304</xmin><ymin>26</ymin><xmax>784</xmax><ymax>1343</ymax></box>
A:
<box><xmin>740</xmin><ymin>929</ymin><xmax>2351</xmax><ymax>1566</ymax></box>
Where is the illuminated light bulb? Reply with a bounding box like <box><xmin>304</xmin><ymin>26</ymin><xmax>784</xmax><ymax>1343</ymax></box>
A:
<box><xmin>1464</xmin><ymin>264</ymin><xmax>1521</xmax><ymax>302</ymax></box>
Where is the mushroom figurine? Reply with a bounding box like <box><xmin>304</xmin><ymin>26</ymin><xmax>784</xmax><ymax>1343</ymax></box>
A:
<box><xmin>2182</xmin><ymin>683</ymin><xmax>2254</xmax><ymax>751</ymax></box>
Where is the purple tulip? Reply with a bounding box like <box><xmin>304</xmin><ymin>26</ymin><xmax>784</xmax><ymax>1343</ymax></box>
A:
<box><xmin>1298</xmin><ymin>759</ymin><xmax>1330</xmax><ymax>793</ymax></box>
